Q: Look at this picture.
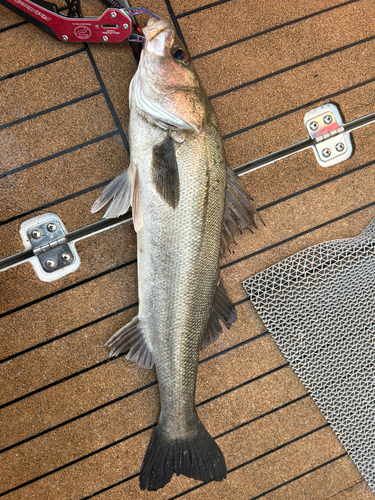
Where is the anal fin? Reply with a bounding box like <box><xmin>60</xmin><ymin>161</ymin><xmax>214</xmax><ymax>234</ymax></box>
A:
<box><xmin>201</xmin><ymin>278</ymin><xmax>237</xmax><ymax>349</ymax></box>
<box><xmin>106</xmin><ymin>315</ymin><xmax>154</xmax><ymax>369</ymax></box>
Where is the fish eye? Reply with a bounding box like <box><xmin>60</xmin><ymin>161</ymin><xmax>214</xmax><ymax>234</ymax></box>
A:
<box><xmin>172</xmin><ymin>48</ymin><xmax>190</xmax><ymax>64</ymax></box>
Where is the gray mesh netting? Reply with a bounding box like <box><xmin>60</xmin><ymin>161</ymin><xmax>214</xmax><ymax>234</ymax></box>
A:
<box><xmin>243</xmin><ymin>218</ymin><xmax>375</xmax><ymax>492</ymax></box>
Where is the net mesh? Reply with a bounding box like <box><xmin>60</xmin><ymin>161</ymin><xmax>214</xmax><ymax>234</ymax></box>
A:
<box><xmin>243</xmin><ymin>219</ymin><xmax>375</xmax><ymax>491</ymax></box>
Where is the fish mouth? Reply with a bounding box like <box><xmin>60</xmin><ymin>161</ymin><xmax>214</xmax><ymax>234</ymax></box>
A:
<box><xmin>142</xmin><ymin>18</ymin><xmax>173</xmax><ymax>57</ymax></box>
<box><xmin>142</xmin><ymin>18</ymin><xmax>172</xmax><ymax>42</ymax></box>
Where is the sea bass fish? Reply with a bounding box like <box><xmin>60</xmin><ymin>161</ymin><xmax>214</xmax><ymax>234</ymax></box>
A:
<box><xmin>91</xmin><ymin>17</ymin><xmax>258</xmax><ymax>491</ymax></box>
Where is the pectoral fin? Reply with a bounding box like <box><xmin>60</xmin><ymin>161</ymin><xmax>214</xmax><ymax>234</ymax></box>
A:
<box><xmin>201</xmin><ymin>278</ymin><xmax>237</xmax><ymax>349</ymax></box>
<box><xmin>220</xmin><ymin>167</ymin><xmax>263</xmax><ymax>258</ymax></box>
<box><xmin>106</xmin><ymin>315</ymin><xmax>154</xmax><ymax>369</ymax></box>
<box><xmin>91</xmin><ymin>167</ymin><xmax>133</xmax><ymax>219</ymax></box>
<box><xmin>152</xmin><ymin>137</ymin><xmax>180</xmax><ymax>209</ymax></box>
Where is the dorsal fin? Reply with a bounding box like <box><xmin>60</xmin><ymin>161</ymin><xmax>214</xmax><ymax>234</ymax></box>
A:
<box><xmin>201</xmin><ymin>278</ymin><xmax>237</xmax><ymax>349</ymax></box>
<box><xmin>220</xmin><ymin>167</ymin><xmax>263</xmax><ymax>258</ymax></box>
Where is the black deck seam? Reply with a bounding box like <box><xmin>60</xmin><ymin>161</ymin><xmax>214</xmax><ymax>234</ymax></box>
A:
<box><xmin>81</xmin><ymin>394</ymin><xmax>310</xmax><ymax>499</ymax></box>
<box><xmin>84</xmin><ymin>44</ymin><xmax>130</xmax><ymax>154</ymax></box>
<box><xmin>0</xmin><ymin>90</ymin><xmax>102</xmax><ymax>131</ymax></box>
<box><xmin>0</xmin><ymin>141</ymin><xmax>375</xmax><ymax>227</ymax></box>
<box><xmin>248</xmin><ymin>453</ymin><xmax>348</xmax><ymax>500</ymax></box>
<box><xmin>0</xmin><ymin>20</ymin><xmax>27</xmax><ymax>34</ymax></box>
<box><xmin>2</xmin><ymin>184</ymin><xmax>373</xmax><ymax>321</ymax></box>
<box><xmin>0</xmin><ymin>376</ymin><xmax>154</xmax><ymax>455</ymax></box>
<box><xmin>168</xmin><ymin>424</ymin><xmax>332</xmax><ymax>499</ymax></box>
<box><xmin>2</xmin><ymin>298</ymin><xmax>255</xmax><ymax>373</ymax></box>
<box><xmin>214</xmin><ymin>393</ymin><xmax>309</xmax><ymax>440</ymax></box>
<box><xmin>0</xmin><ymin>304</ymin><xmax>138</xmax><ymax>365</ymax></box>
<box><xmin>175</xmin><ymin>0</ymin><xmax>232</xmax><ymax>18</ymax></box>
<box><xmin>209</xmin><ymin>35</ymin><xmax>375</xmax><ymax>101</ymax></box>
<box><xmin>196</xmin><ymin>363</ymin><xmax>289</xmax><ymax>408</ymax></box>
<box><xmin>222</xmin><ymin>74</ymin><xmax>375</xmax><ymax>141</ymax></box>
<box><xmin>0</xmin><ymin>180</ymin><xmax>111</xmax><ymax>228</ymax></box>
<box><xmin>191</xmin><ymin>0</ymin><xmax>362</xmax><ymax>60</ymax></box>
<box><xmin>0</xmin><ymin>329</ymin><xmax>270</xmax><ymax>429</ymax></box>
<box><xmin>0</xmin><ymin>365</ymin><xmax>295</xmax><ymax>497</ymax></box>
<box><xmin>2</xmin><ymin>67</ymin><xmax>371</xmax><ymax>184</ymax></box>
<box><xmin>0</xmin><ymin>47</ymin><xmax>86</xmax><ymax>82</ymax></box>
<box><xmin>0</xmin><ymin>130</ymin><xmax>119</xmax><ymax>180</ymax></box>
<box><xmin>258</xmin><ymin>158</ymin><xmax>375</xmax><ymax>213</ymax></box>
<box><xmin>221</xmin><ymin>200</ymin><xmax>375</xmax><ymax>270</ymax></box>
<box><xmin>162</xmin><ymin>0</ymin><xmax>186</xmax><ymax>47</ymax></box>
<box><xmin>0</xmin><ymin>258</ymin><xmax>137</xmax><ymax>320</ymax></box>
<box><xmin>0</xmin><ymin>357</ymin><xmax>122</xmax><ymax>412</ymax></box>
<box><xmin>200</xmin><ymin>330</ymin><xmax>269</xmax><ymax>365</ymax></box>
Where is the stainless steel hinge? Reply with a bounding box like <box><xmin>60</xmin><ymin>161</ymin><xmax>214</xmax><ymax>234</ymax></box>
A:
<box><xmin>304</xmin><ymin>103</ymin><xmax>353</xmax><ymax>167</ymax></box>
<box><xmin>19</xmin><ymin>213</ymin><xmax>81</xmax><ymax>282</ymax></box>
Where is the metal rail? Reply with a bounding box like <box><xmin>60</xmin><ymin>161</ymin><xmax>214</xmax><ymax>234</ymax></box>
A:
<box><xmin>1</xmin><ymin>110</ymin><xmax>375</xmax><ymax>272</ymax></box>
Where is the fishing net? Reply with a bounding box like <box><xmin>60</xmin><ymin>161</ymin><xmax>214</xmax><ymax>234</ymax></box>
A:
<box><xmin>243</xmin><ymin>218</ymin><xmax>375</xmax><ymax>492</ymax></box>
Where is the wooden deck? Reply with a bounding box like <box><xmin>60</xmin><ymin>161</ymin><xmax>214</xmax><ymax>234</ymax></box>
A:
<box><xmin>1</xmin><ymin>0</ymin><xmax>375</xmax><ymax>498</ymax></box>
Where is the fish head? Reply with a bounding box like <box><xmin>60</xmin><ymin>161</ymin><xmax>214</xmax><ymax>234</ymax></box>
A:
<box><xmin>131</xmin><ymin>18</ymin><xmax>209</xmax><ymax>135</ymax></box>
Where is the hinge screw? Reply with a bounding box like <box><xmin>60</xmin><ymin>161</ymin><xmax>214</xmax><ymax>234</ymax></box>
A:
<box><xmin>310</xmin><ymin>121</ymin><xmax>319</xmax><ymax>131</ymax></box>
<box><xmin>44</xmin><ymin>259</ymin><xmax>56</xmax><ymax>269</ymax></box>
<box><xmin>123</xmin><ymin>23</ymin><xmax>129</xmax><ymax>30</ymax></box>
<box><xmin>62</xmin><ymin>35</ymin><xmax>68</xmax><ymax>41</ymax></box>
<box><xmin>60</xmin><ymin>253</ymin><xmax>72</xmax><ymax>263</ymax></box>
<box><xmin>323</xmin><ymin>115</ymin><xmax>333</xmax><ymax>124</ymax></box>
<box><xmin>102</xmin><ymin>36</ymin><xmax>109</xmax><ymax>42</ymax></box>
<box><xmin>335</xmin><ymin>142</ymin><xmax>345</xmax><ymax>152</ymax></box>
<box><xmin>111</xmin><ymin>11</ymin><xmax>117</xmax><ymax>18</ymax></box>
<box><xmin>322</xmin><ymin>148</ymin><xmax>331</xmax><ymax>158</ymax></box>
<box><xmin>47</xmin><ymin>223</ymin><xmax>57</xmax><ymax>232</ymax></box>
<box><xmin>31</xmin><ymin>229</ymin><xmax>41</xmax><ymax>239</ymax></box>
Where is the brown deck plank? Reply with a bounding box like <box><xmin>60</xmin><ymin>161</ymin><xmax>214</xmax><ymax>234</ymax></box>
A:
<box><xmin>172</xmin><ymin>0</ymin><xmax>346</xmax><ymax>17</ymax></box>
<box><xmin>0</xmin><ymin>257</ymin><xmax>137</xmax><ymax>357</ymax></box>
<box><xmin>0</xmin><ymin>302</ymin><xmax>263</xmax><ymax>449</ymax></box>
<box><xmin>0</xmin><ymin>335</ymin><xmax>286</xmax><ymax>490</ymax></box>
<box><xmin>1</xmin><ymin>0</ymin><xmax>374</xmax><ymax>498</ymax></box>
<box><xmin>329</xmin><ymin>481</ymin><xmax>375</xmax><ymax>499</ymax></box>
<box><xmin>0</xmin><ymin>23</ymin><xmax>81</xmax><ymax>78</ymax></box>
<box><xmin>1</xmin><ymin>378</ymin><xmax>318</xmax><ymax>499</ymax></box>
<box><xmin>0</xmin><ymin>135</ymin><xmax>127</xmax><ymax>241</ymax></box>
<box><xmin>90</xmin><ymin>427</ymin><xmax>344</xmax><ymax>499</ymax></box>
<box><xmin>0</xmin><ymin>52</ymin><xmax>100</xmax><ymax>126</ymax></box>
<box><xmin>193</xmin><ymin>0</ymin><xmax>375</xmax><ymax>95</ymax></box>
<box><xmin>255</xmin><ymin>456</ymin><xmax>363</xmax><ymax>500</ymax></box>
<box><xmin>0</xmin><ymin>94</ymin><xmax>116</xmax><ymax>175</ymax></box>
<box><xmin>178</xmin><ymin>0</ymin><xmax>353</xmax><ymax>52</ymax></box>
<box><xmin>219</xmin><ymin>42</ymin><xmax>375</xmax><ymax>162</ymax></box>
<box><xmin>0</xmin><ymin>4</ymin><xmax>23</xmax><ymax>29</ymax></box>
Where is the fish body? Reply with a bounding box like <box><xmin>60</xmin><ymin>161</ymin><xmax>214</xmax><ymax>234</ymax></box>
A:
<box><xmin>91</xmin><ymin>17</ymin><xmax>257</xmax><ymax>491</ymax></box>
<box><xmin>134</xmin><ymin>108</ymin><xmax>226</xmax><ymax>433</ymax></box>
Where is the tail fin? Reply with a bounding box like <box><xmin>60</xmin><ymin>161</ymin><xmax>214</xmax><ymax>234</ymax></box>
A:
<box><xmin>139</xmin><ymin>418</ymin><xmax>226</xmax><ymax>491</ymax></box>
